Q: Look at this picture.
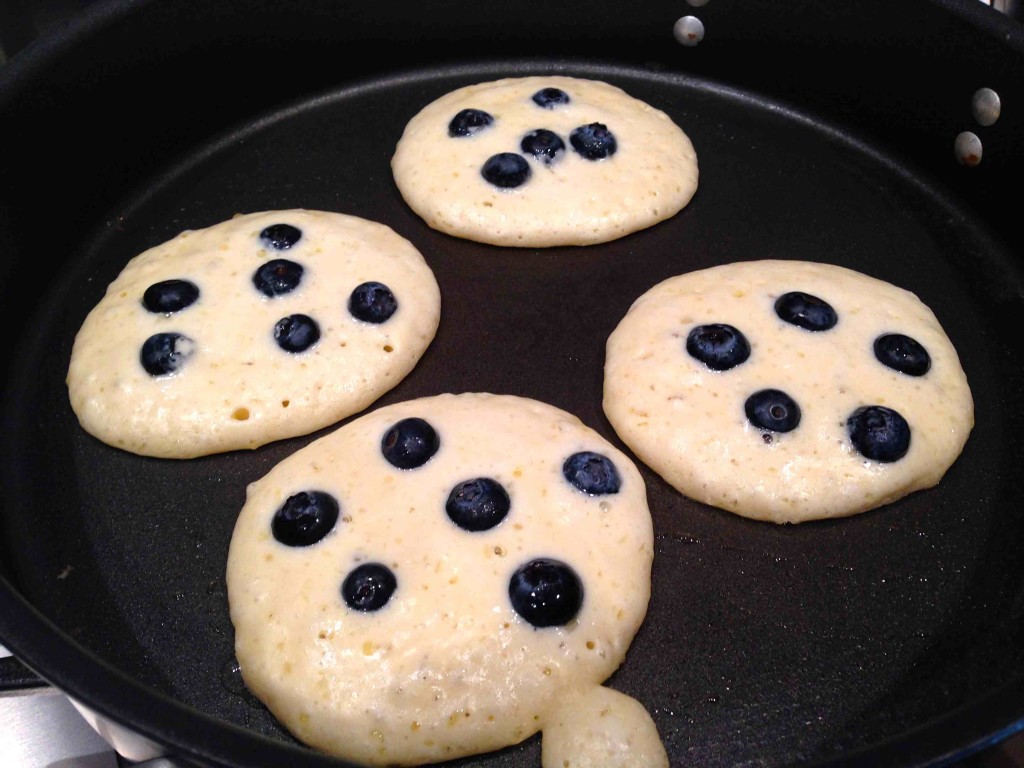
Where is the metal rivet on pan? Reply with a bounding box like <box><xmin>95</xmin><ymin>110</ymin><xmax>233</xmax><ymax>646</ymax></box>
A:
<box><xmin>954</xmin><ymin>131</ymin><xmax>983</xmax><ymax>167</ymax></box>
<box><xmin>971</xmin><ymin>87</ymin><xmax>1001</xmax><ymax>126</ymax></box>
<box><xmin>674</xmin><ymin>15</ymin><xmax>706</xmax><ymax>46</ymax></box>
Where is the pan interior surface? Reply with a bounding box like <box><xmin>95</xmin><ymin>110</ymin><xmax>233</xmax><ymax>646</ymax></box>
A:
<box><xmin>3</xmin><ymin>58</ymin><xmax>1024</xmax><ymax>768</ymax></box>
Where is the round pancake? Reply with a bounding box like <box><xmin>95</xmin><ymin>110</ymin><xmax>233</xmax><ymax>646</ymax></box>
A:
<box><xmin>603</xmin><ymin>260</ymin><xmax>974</xmax><ymax>524</ymax></box>
<box><xmin>67</xmin><ymin>209</ymin><xmax>440</xmax><ymax>458</ymax></box>
<box><xmin>391</xmin><ymin>75</ymin><xmax>699</xmax><ymax>247</ymax></box>
<box><xmin>226</xmin><ymin>392</ymin><xmax>663</xmax><ymax>766</ymax></box>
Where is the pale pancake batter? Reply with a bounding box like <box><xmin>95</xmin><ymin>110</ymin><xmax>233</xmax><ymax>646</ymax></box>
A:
<box><xmin>603</xmin><ymin>260</ymin><xmax>974</xmax><ymax>523</ymax></box>
<box><xmin>391</xmin><ymin>75</ymin><xmax>699</xmax><ymax>247</ymax></box>
<box><xmin>226</xmin><ymin>392</ymin><xmax>666</xmax><ymax>766</ymax></box>
<box><xmin>67</xmin><ymin>209</ymin><xmax>441</xmax><ymax>458</ymax></box>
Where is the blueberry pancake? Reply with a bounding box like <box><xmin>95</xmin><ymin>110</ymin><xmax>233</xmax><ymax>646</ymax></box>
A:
<box><xmin>603</xmin><ymin>260</ymin><xmax>974</xmax><ymax>524</ymax></box>
<box><xmin>226</xmin><ymin>392</ymin><xmax>667</xmax><ymax>767</ymax></box>
<box><xmin>391</xmin><ymin>75</ymin><xmax>699</xmax><ymax>247</ymax></box>
<box><xmin>67</xmin><ymin>209</ymin><xmax>441</xmax><ymax>459</ymax></box>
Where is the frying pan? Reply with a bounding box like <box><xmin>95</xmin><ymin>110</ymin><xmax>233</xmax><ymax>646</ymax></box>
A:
<box><xmin>2</xmin><ymin>0</ymin><xmax>1024</xmax><ymax>766</ymax></box>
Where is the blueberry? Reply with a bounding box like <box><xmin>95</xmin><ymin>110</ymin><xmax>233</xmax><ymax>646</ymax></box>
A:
<box><xmin>140</xmin><ymin>332</ymin><xmax>194</xmax><ymax>376</ymax></box>
<box><xmin>562</xmin><ymin>451</ymin><xmax>621</xmax><ymax>495</ymax></box>
<box><xmin>847</xmin><ymin>405</ymin><xmax>911</xmax><ymax>462</ymax></box>
<box><xmin>142</xmin><ymin>279</ymin><xmax>199</xmax><ymax>313</ymax></box>
<box><xmin>271</xmin><ymin>490</ymin><xmax>339</xmax><ymax>547</ymax></box>
<box><xmin>774</xmin><ymin>291</ymin><xmax>838</xmax><ymax>331</ymax></box>
<box><xmin>448</xmin><ymin>108</ymin><xmax>494</xmax><ymax>137</ymax></box>
<box><xmin>260</xmin><ymin>223</ymin><xmax>302</xmax><ymax>250</ymax></box>
<box><xmin>342</xmin><ymin>563</ymin><xmax>397</xmax><ymax>612</ymax></box>
<box><xmin>348</xmin><ymin>281</ymin><xmax>398</xmax><ymax>324</ymax></box>
<box><xmin>520</xmin><ymin>129</ymin><xmax>565</xmax><ymax>165</ymax></box>
<box><xmin>446</xmin><ymin>478</ymin><xmax>510</xmax><ymax>532</ymax></box>
<box><xmin>686</xmin><ymin>324</ymin><xmax>751</xmax><ymax>371</ymax></box>
<box><xmin>874</xmin><ymin>333</ymin><xmax>931</xmax><ymax>377</ymax></box>
<box><xmin>532</xmin><ymin>87</ymin><xmax>571</xmax><ymax>109</ymax></box>
<box><xmin>253</xmin><ymin>259</ymin><xmax>304</xmax><ymax>297</ymax></box>
<box><xmin>481</xmin><ymin>153</ymin><xmax>531</xmax><ymax>188</ymax></box>
<box><xmin>273</xmin><ymin>314</ymin><xmax>320</xmax><ymax>353</ymax></box>
<box><xmin>570</xmin><ymin>123</ymin><xmax>617</xmax><ymax>160</ymax></box>
<box><xmin>508</xmin><ymin>558</ymin><xmax>583</xmax><ymax>628</ymax></box>
<box><xmin>381</xmin><ymin>417</ymin><xmax>439</xmax><ymax>469</ymax></box>
<box><xmin>745</xmin><ymin>389</ymin><xmax>801</xmax><ymax>433</ymax></box>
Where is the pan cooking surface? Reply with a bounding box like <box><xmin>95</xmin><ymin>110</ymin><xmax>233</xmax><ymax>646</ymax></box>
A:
<box><xmin>4</xmin><ymin>60</ymin><xmax>1024</xmax><ymax>767</ymax></box>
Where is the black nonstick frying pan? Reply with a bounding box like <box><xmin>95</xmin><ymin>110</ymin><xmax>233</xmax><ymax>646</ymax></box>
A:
<box><xmin>2</xmin><ymin>1</ymin><xmax>1024</xmax><ymax>766</ymax></box>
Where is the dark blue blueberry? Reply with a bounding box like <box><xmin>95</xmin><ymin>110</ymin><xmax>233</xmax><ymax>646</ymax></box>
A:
<box><xmin>446</xmin><ymin>478</ymin><xmax>510</xmax><ymax>532</ymax></box>
<box><xmin>140</xmin><ymin>332</ymin><xmax>194</xmax><ymax>376</ymax></box>
<box><xmin>271</xmin><ymin>490</ymin><xmax>339</xmax><ymax>547</ymax></box>
<box><xmin>570</xmin><ymin>123</ymin><xmax>617</xmax><ymax>160</ymax></box>
<box><xmin>686</xmin><ymin>324</ymin><xmax>751</xmax><ymax>371</ymax></box>
<box><xmin>348</xmin><ymin>281</ymin><xmax>398</xmax><ymax>324</ymax></box>
<box><xmin>775</xmin><ymin>291</ymin><xmax>838</xmax><ymax>331</ymax></box>
<box><xmin>745</xmin><ymin>389</ymin><xmax>801</xmax><ymax>433</ymax></box>
<box><xmin>562</xmin><ymin>451</ymin><xmax>621</xmax><ymax>495</ymax></box>
<box><xmin>342</xmin><ymin>563</ymin><xmax>397</xmax><ymax>612</ymax></box>
<box><xmin>381</xmin><ymin>417</ymin><xmax>440</xmax><ymax>469</ymax></box>
<box><xmin>520</xmin><ymin>129</ymin><xmax>565</xmax><ymax>165</ymax></box>
<box><xmin>142</xmin><ymin>279</ymin><xmax>199</xmax><ymax>314</ymax></box>
<box><xmin>260</xmin><ymin>223</ymin><xmax>302</xmax><ymax>250</ymax></box>
<box><xmin>253</xmin><ymin>259</ymin><xmax>304</xmax><ymax>297</ymax></box>
<box><xmin>532</xmin><ymin>87</ymin><xmax>571</xmax><ymax>109</ymax></box>
<box><xmin>448</xmin><ymin>108</ymin><xmax>494</xmax><ymax>137</ymax></box>
<box><xmin>874</xmin><ymin>333</ymin><xmax>931</xmax><ymax>377</ymax></box>
<box><xmin>481</xmin><ymin>153</ymin><xmax>531</xmax><ymax>188</ymax></box>
<box><xmin>847</xmin><ymin>405</ymin><xmax>911</xmax><ymax>463</ymax></box>
<box><xmin>508</xmin><ymin>558</ymin><xmax>583</xmax><ymax>628</ymax></box>
<box><xmin>273</xmin><ymin>314</ymin><xmax>320</xmax><ymax>353</ymax></box>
